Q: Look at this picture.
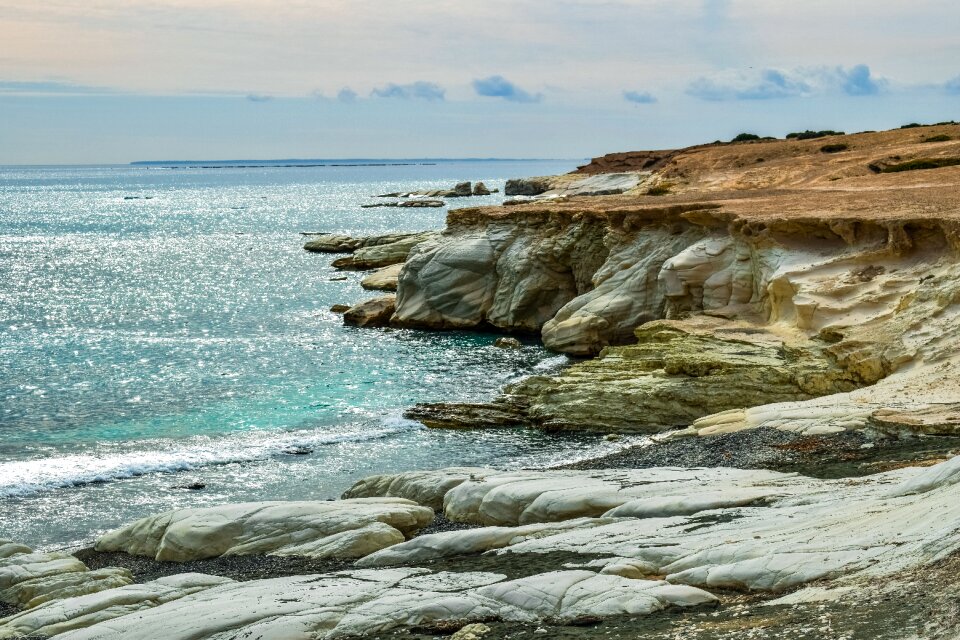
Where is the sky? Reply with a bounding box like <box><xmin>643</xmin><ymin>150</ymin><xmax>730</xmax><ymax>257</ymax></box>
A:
<box><xmin>1</xmin><ymin>0</ymin><xmax>959</xmax><ymax>164</ymax></box>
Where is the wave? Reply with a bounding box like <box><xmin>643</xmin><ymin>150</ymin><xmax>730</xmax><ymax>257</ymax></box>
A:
<box><xmin>0</xmin><ymin>419</ymin><xmax>414</xmax><ymax>498</ymax></box>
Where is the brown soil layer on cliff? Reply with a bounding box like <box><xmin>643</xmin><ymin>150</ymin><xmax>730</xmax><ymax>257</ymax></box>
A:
<box><xmin>454</xmin><ymin>123</ymin><xmax>960</xmax><ymax>237</ymax></box>
<box><xmin>562</xmin><ymin>428</ymin><xmax>960</xmax><ymax>479</ymax></box>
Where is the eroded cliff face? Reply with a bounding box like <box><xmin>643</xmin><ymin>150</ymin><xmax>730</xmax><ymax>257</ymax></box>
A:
<box><xmin>392</xmin><ymin>209</ymin><xmax>608</xmax><ymax>332</ymax></box>
<box><xmin>395</xmin><ymin>124</ymin><xmax>960</xmax><ymax>435</ymax></box>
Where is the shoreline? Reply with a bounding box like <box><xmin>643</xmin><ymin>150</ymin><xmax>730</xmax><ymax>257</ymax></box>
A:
<box><xmin>5</xmin><ymin>125</ymin><xmax>960</xmax><ymax>638</ymax></box>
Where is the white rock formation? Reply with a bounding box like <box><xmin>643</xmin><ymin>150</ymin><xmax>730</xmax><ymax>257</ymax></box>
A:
<box><xmin>38</xmin><ymin>568</ymin><xmax>713</xmax><ymax>639</ymax></box>
<box><xmin>351</xmin><ymin>461</ymin><xmax>960</xmax><ymax>594</ymax></box>
<box><xmin>94</xmin><ymin>498</ymin><xmax>434</xmax><ymax>562</ymax></box>
<box><xmin>342</xmin><ymin>467</ymin><xmax>493</xmax><ymax>510</ymax></box>
<box><xmin>0</xmin><ymin>549</ymin><xmax>134</xmax><ymax>612</ymax></box>
<box><xmin>0</xmin><ymin>574</ymin><xmax>233</xmax><ymax>639</ymax></box>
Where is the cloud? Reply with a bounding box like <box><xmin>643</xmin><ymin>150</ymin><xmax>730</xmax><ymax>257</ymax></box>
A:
<box><xmin>837</xmin><ymin>64</ymin><xmax>883</xmax><ymax>96</ymax></box>
<box><xmin>687</xmin><ymin>65</ymin><xmax>886</xmax><ymax>101</ymax></box>
<box><xmin>246</xmin><ymin>93</ymin><xmax>272</xmax><ymax>102</ymax></box>
<box><xmin>687</xmin><ymin>69</ymin><xmax>811</xmax><ymax>101</ymax></box>
<box><xmin>623</xmin><ymin>90</ymin><xmax>657</xmax><ymax>104</ymax></box>
<box><xmin>337</xmin><ymin>87</ymin><xmax>358</xmax><ymax>102</ymax></box>
<box><xmin>370</xmin><ymin>81</ymin><xmax>445</xmax><ymax>101</ymax></box>
<box><xmin>944</xmin><ymin>75</ymin><xmax>960</xmax><ymax>95</ymax></box>
<box><xmin>472</xmin><ymin>75</ymin><xmax>542</xmax><ymax>103</ymax></box>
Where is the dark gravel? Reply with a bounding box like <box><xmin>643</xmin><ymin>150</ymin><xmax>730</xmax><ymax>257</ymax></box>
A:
<box><xmin>561</xmin><ymin>427</ymin><xmax>960</xmax><ymax>478</ymax></box>
<box><xmin>75</xmin><ymin>549</ymin><xmax>355</xmax><ymax>583</ymax></box>
<box><xmin>0</xmin><ymin>601</ymin><xmax>19</xmax><ymax>620</ymax></box>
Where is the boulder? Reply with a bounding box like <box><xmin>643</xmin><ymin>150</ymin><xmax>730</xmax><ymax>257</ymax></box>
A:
<box><xmin>492</xmin><ymin>337</ymin><xmax>522</xmax><ymax>349</ymax></box>
<box><xmin>472</xmin><ymin>182</ymin><xmax>491</xmax><ymax>196</ymax></box>
<box><xmin>343</xmin><ymin>468</ymin><xmax>493</xmax><ymax>510</ymax></box>
<box><xmin>342</xmin><ymin>295</ymin><xmax>396</xmax><ymax>328</ymax></box>
<box><xmin>360</xmin><ymin>263</ymin><xmax>403</xmax><ymax>291</ymax></box>
<box><xmin>329</xmin><ymin>304</ymin><xmax>351</xmax><ymax>313</ymax></box>
<box><xmin>94</xmin><ymin>498</ymin><xmax>434</xmax><ymax>562</ymax></box>
<box><xmin>504</xmin><ymin>176</ymin><xmax>554</xmax><ymax>196</ymax></box>
<box><xmin>452</xmin><ymin>181</ymin><xmax>472</xmax><ymax>197</ymax></box>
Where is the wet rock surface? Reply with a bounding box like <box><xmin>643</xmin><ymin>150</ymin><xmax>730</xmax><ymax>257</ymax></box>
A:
<box><xmin>342</xmin><ymin>295</ymin><xmax>397</xmax><ymax>327</ymax></box>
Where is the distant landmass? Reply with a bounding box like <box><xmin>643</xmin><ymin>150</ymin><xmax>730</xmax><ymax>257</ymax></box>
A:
<box><xmin>130</xmin><ymin>158</ymin><xmax>571</xmax><ymax>168</ymax></box>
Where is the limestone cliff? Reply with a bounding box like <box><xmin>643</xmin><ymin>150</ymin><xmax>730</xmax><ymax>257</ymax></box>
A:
<box><xmin>395</xmin><ymin>124</ymin><xmax>960</xmax><ymax>434</ymax></box>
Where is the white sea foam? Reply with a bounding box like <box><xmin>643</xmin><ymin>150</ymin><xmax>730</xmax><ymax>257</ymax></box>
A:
<box><xmin>533</xmin><ymin>354</ymin><xmax>570</xmax><ymax>372</ymax></box>
<box><xmin>0</xmin><ymin>422</ymin><xmax>411</xmax><ymax>498</ymax></box>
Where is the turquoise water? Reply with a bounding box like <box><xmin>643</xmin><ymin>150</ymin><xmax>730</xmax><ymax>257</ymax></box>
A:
<box><xmin>0</xmin><ymin>160</ymin><xmax>633</xmax><ymax>549</ymax></box>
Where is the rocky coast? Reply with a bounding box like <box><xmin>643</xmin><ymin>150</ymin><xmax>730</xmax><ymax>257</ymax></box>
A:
<box><xmin>4</xmin><ymin>124</ymin><xmax>960</xmax><ymax>638</ymax></box>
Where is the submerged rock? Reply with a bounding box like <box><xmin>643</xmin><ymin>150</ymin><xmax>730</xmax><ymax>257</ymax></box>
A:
<box><xmin>492</xmin><ymin>336</ymin><xmax>522</xmax><ymax>349</ymax></box>
<box><xmin>342</xmin><ymin>295</ymin><xmax>396</xmax><ymax>327</ymax></box>
<box><xmin>94</xmin><ymin>498</ymin><xmax>433</xmax><ymax>562</ymax></box>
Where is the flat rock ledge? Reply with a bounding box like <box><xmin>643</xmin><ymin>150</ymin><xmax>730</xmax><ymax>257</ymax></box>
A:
<box><xmin>360</xmin><ymin>263</ymin><xmax>403</xmax><ymax>291</ymax></box>
<box><xmin>330</xmin><ymin>231</ymin><xmax>439</xmax><ymax>271</ymax></box>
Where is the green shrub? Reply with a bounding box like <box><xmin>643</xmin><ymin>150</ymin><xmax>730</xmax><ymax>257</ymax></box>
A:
<box><xmin>879</xmin><ymin>158</ymin><xmax>960</xmax><ymax>172</ymax></box>
<box><xmin>923</xmin><ymin>134</ymin><xmax>952</xmax><ymax>143</ymax></box>
<box><xmin>820</xmin><ymin>143</ymin><xmax>849</xmax><ymax>153</ymax></box>
<box><xmin>786</xmin><ymin>130</ymin><xmax>845</xmax><ymax>140</ymax></box>
<box><xmin>900</xmin><ymin>123</ymin><xmax>923</xmax><ymax>129</ymax></box>
<box><xmin>731</xmin><ymin>133</ymin><xmax>761</xmax><ymax>142</ymax></box>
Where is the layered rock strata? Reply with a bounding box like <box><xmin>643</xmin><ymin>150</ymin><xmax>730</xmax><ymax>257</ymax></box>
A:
<box><xmin>394</xmin><ymin>124</ymin><xmax>960</xmax><ymax>436</ymax></box>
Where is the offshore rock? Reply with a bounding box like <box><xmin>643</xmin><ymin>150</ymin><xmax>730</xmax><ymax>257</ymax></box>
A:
<box><xmin>331</xmin><ymin>231</ymin><xmax>439</xmax><ymax>270</ymax></box>
<box><xmin>94</xmin><ymin>498</ymin><xmax>433</xmax><ymax>562</ymax></box>
<box><xmin>472</xmin><ymin>181</ymin><xmax>491</xmax><ymax>196</ymax></box>
<box><xmin>342</xmin><ymin>295</ymin><xmax>396</xmax><ymax>327</ymax></box>
<box><xmin>404</xmin><ymin>401</ymin><xmax>527</xmax><ymax>430</ymax></box>
<box><xmin>360</xmin><ymin>199</ymin><xmax>446</xmax><ymax>208</ymax></box>
<box><xmin>303</xmin><ymin>231</ymin><xmax>428</xmax><ymax>254</ymax></box>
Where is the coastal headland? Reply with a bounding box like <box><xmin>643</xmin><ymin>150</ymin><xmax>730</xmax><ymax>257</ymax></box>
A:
<box><xmin>4</xmin><ymin>123</ymin><xmax>960</xmax><ymax>638</ymax></box>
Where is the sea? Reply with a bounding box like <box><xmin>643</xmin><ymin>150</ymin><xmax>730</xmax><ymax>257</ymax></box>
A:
<box><xmin>0</xmin><ymin>159</ymin><xmax>637</xmax><ymax>550</ymax></box>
